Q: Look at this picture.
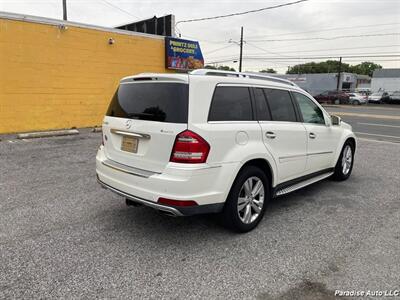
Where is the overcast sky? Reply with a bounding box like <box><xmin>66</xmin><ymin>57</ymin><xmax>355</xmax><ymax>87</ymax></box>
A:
<box><xmin>1</xmin><ymin>0</ymin><xmax>399</xmax><ymax>73</ymax></box>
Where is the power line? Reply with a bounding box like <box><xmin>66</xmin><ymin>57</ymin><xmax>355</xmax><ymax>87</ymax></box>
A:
<box><xmin>175</xmin><ymin>0</ymin><xmax>308</xmax><ymax>25</ymax></box>
<box><xmin>206</xmin><ymin>46</ymin><xmax>400</xmax><ymax>61</ymax></box>
<box><xmin>207</xmin><ymin>54</ymin><xmax>400</xmax><ymax>64</ymax></box>
<box><xmin>205</xmin><ymin>44</ymin><xmax>400</xmax><ymax>60</ymax></box>
<box><xmin>246</xmin><ymin>22</ymin><xmax>400</xmax><ymax>39</ymax></box>
<box><xmin>255</xmin><ymin>44</ymin><xmax>400</xmax><ymax>55</ymax></box>
<box><xmin>204</xmin><ymin>44</ymin><xmax>235</xmax><ymax>55</ymax></box>
<box><xmin>247</xmin><ymin>32</ymin><xmax>400</xmax><ymax>42</ymax></box>
<box><xmin>101</xmin><ymin>0</ymin><xmax>139</xmax><ymax>20</ymax></box>
<box><xmin>239</xmin><ymin>44</ymin><xmax>400</xmax><ymax>60</ymax></box>
<box><xmin>246</xmin><ymin>42</ymin><xmax>297</xmax><ymax>58</ymax></box>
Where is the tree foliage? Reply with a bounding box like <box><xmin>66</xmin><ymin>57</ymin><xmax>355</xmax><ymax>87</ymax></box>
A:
<box><xmin>286</xmin><ymin>61</ymin><xmax>382</xmax><ymax>77</ymax></box>
<box><xmin>204</xmin><ymin>65</ymin><xmax>236</xmax><ymax>71</ymax></box>
<box><xmin>259</xmin><ymin>68</ymin><xmax>277</xmax><ymax>74</ymax></box>
<box><xmin>349</xmin><ymin>62</ymin><xmax>382</xmax><ymax>77</ymax></box>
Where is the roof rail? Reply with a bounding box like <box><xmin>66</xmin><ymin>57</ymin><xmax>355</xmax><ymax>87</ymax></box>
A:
<box><xmin>190</xmin><ymin>69</ymin><xmax>298</xmax><ymax>87</ymax></box>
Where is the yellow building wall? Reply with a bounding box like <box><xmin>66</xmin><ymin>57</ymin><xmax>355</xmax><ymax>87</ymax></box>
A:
<box><xmin>0</xmin><ymin>17</ymin><xmax>169</xmax><ymax>134</ymax></box>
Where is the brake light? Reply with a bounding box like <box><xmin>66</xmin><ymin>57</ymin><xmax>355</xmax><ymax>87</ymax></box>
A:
<box><xmin>170</xmin><ymin>130</ymin><xmax>210</xmax><ymax>163</ymax></box>
<box><xmin>158</xmin><ymin>197</ymin><xmax>198</xmax><ymax>207</ymax></box>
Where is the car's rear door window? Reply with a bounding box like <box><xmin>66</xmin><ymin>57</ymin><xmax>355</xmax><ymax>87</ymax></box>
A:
<box><xmin>106</xmin><ymin>82</ymin><xmax>188</xmax><ymax>123</ymax></box>
<box><xmin>263</xmin><ymin>88</ymin><xmax>297</xmax><ymax>122</ymax></box>
<box><xmin>208</xmin><ymin>86</ymin><xmax>253</xmax><ymax>121</ymax></box>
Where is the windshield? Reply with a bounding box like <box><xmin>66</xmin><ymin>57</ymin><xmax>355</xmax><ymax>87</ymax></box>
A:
<box><xmin>106</xmin><ymin>82</ymin><xmax>189</xmax><ymax>123</ymax></box>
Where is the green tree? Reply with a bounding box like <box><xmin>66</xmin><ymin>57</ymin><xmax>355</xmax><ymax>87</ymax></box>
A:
<box><xmin>260</xmin><ymin>68</ymin><xmax>277</xmax><ymax>74</ymax></box>
<box><xmin>286</xmin><ymin>60</ymin><xmax>382</xmax><ymax>76</ymax></box>
<box><xmin>287</xmin><ymin>60</ymin><xmax>351</xmax><ymax>74</ymax></box>
<box><xmin>349</xmin><ymin>62</ymin><xmax>382</xmax><ymax>77</ymax></box>
<box><xmin>204</xmin><ymin>65</ymin><xmax>236</xmax><ymax>71</ymax></box>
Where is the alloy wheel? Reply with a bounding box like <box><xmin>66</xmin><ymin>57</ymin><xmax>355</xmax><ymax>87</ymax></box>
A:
<box><xmin>237</xmin><ymin>176</ymin><xmax>265</xmax><ymax>224</ymax></box>
<box><xmin>342</xmin><ymin>145</ymin><xmax>352</xmax><ymax>175</ymax></box>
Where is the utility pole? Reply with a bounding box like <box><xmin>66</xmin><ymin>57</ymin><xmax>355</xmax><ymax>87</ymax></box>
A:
<box><xmin>336</xmin><ymin>56</ymin><xmax>342</xmax><ymax>92</ymax></box>
<box><xmin>62</xmin><ymin>0</ymin><xmax>67</xmax><ymax>21</ymax></box>
<box><xmin>239</xmin><ymin>26</ymin><xmax>243</xmax><ymax>72</ymax></box>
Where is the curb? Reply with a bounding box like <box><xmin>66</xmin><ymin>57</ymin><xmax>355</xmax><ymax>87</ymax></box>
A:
<box><xmin>17</xmin><ymin>129</ymin><xmax>79</xmax><ymax>139</ymax></box>
<box><xmin>92</xmin><ymin>127</ymin><xmax>102</xmax><ymax>133</ymax></box>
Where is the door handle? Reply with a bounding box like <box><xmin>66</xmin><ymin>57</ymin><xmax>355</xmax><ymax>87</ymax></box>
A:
<box><xmin>266</xmin><ymin>131</ymin><xmax>276</xmax><ymax>139</ymax></box>
<box><xmin>309</xmin><ymin>132</ymin><xmax>316</xmax><ymax>139</ymax></box>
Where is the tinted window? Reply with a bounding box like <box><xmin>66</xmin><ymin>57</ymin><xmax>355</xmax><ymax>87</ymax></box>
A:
<box><xmin>264</xmin><ymin>89</ymin><xmax>297</xmax><ymax>122</ymax></box>
<box><xmin>106</xmin><ymin>83</ymin><xmax>188</xmax><ymax>123</ymax></box>
<box><xmin>293</xmin><ymin>92</ymin><xmax>325</xmax><ymax>124</ymax></box>
<box><xmin>254</xmin><ymin>88</ymin><xmax>271</xmax><ymax>121</ymax></box>
<box><xmin>208</xmin><ymin>87</ymin><xmax>253</xmax><ymax>121</ymax></box>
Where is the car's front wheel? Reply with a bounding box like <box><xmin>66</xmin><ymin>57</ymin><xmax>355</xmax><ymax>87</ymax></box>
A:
<box><xmin>221</xmin><ymin>166</ymin><xmax>270</xmax><ymax>232</ymax></box>
<box><xmin>332</xmin><ymin>141</ymin><xmax>354</xmax><ymax>181</ymax></box>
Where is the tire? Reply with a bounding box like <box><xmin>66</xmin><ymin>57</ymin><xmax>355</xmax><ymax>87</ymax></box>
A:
<box><xmin>221</xmin><ymin>165</ymin><xmax>270</xmax><ymax>233</ymax></box>
<box><xmin>352</xmin><ymin>100</ymin><xmax>360</xmax><ymax>105</ymax></box>
<box><xmin>332</xmin><ymin>141</ymin><xmax>354</xmax><ymax>181</ymax></box>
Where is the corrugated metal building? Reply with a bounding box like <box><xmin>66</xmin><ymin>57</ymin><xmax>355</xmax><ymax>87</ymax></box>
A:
<box><xmin>271</xmin><ymin>73</ymin><xmax>369</xmax><ymax>96</ymax></box>
<box><xmin>371</xmin><ymin>69</ymin><xmax>400</xmax><ymax>93</ymax></box>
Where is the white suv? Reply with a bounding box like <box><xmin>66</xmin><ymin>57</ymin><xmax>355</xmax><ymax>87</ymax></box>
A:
<box><xmin>96</xmin><ymin>69</ymin><xmax>356</xmax><ymax>232</ymax></box>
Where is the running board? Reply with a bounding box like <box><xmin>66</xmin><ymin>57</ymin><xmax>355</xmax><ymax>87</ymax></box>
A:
<box><xmin>274</xmin><ymin>172</ymin><xmax>334</xmax><ymax>197</ymax></box>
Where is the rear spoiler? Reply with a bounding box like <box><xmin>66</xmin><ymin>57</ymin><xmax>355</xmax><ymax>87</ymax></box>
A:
<box><xmin>120</xmin><ymin>73</ymin><xmax>188</xmax><ymax>84</ymax></box>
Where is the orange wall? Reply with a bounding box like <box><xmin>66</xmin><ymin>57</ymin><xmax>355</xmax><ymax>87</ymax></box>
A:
<box><xmin>0</xmin><ymin>17</ymin><xmax>169</xmax><ymax>134</ymax></box>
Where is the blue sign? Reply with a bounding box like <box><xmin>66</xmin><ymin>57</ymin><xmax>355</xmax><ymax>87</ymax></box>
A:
<box><xmin>165</xmin><ymin>37</ymin><xmax>204</xmax><ymax>70</ymax></box>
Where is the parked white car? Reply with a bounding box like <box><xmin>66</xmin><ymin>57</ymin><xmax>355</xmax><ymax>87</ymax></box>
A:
<box><xmin>368</xmin><ymin>92</ymin><xmax>389</xmax><ymax>104</ymax></box>
<box><xmin>96</xmin><ymin>69</ymin><xmax>356</xmax><ymax>232</ymax></box>
<box><xmin>347</xmin><ymin>93</ymin><xmax>367</xmax><ymax>105</ymax></box>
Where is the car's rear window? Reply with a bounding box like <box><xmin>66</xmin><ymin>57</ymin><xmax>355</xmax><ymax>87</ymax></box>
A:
<box><xmin>106</xmin><ymin>82</ymin><xmax>189</xmax><ymax>123</ymax></box>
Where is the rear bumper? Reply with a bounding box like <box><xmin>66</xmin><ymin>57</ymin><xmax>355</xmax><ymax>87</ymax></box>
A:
<box><xmin>96</xmin><ymin>146</ymin><xmax>238</xmax><ymax>216</ymax></box>
<box><xmin>97</xmin><ymin>176</ymin><xmax>223</xmax><ymax>216</ymax></box>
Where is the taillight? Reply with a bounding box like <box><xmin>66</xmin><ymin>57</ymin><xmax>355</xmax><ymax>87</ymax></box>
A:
<box><xmin>158</xmin><ymin>197</ymin><xmax>198</xmax><ymax>207</ymax></box>
<box><xmin>170</xmin><ymin>130</ymin><xmax>210</xmax><ymax>163</ymax></box>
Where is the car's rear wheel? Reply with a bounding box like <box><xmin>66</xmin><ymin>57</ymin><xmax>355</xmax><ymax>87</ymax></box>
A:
<box><xmin>221</xmin><ymin>166</ymin><xmax>270</xmax><ymax>232</ymax></box>
<box><xmin>332</xmin><ymin>141</ymin><xmax>354</xmax><ymax>181</ymax></box>
<box><xmin>352</xmin><ymin>100</ymin><xmax>360</xmax><ymax>105</ymax></box>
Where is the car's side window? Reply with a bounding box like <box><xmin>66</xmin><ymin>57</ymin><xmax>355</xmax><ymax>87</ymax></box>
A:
<box><xmin>293</xmin><ymin>92</ymin><xmax>325</xmax><ymax>125</ymax></box>
<box><xmin>253</xmin><ymin>88</ymin><xmax>271</xmax><ymax>121</ymax></box>
<box><xmin>208</xmin><ymin>86</ymin><xmax>253</xmax><ymax>121</ymax></box>
<box><xmin>263</xmin><ymin>88</ymin><xmax>297</xmax><ymax>122</ymax></box>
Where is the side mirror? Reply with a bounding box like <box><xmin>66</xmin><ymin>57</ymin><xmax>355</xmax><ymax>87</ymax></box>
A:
<box><xmin>331</xmin><ymin>115</ymin><xmax>341</xmax><ymax>126</ymax></box>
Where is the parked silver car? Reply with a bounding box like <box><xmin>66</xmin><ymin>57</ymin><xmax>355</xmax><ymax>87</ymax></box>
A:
<box><xmin>368</xmin><ymin>92</ymin><xmax>389</xmax><ymax>104</ymax></box>
<box><xmin>347</xmin><ymin>93</ymin><xmax>367</xmax><ymax>105</ymax></box>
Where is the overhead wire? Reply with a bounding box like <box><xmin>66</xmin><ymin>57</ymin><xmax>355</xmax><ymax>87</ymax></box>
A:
<box><xmin>246</xmin><ymin>32</ymin><xmax>400</xmax><ymax>43</ymax></box>
<box><xmin>100</xmin><ymin>0</ymin><xmax>139</xmax><ymax>20</ymax></box>
<box><xmin>175</xmin><ymin>0</ymin><xmax>309</xmax><ymax>26</ymax></box>
<box><xmin>246</xmin><ymin>22</ymin><xmax>400</xmax><ymax>39</ymax></box>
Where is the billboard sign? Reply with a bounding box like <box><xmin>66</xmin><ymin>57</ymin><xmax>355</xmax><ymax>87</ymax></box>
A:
<box><xmin>165</xmin><ymin>37</ymin><xmax>204</xmax><ymax>70</ymax></box>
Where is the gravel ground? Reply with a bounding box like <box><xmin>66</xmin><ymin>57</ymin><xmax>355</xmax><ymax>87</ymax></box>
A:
<box><xmin>0</xmin><ymin>131</ymin><xmax>399</xmax><ymax>299</ymax></box>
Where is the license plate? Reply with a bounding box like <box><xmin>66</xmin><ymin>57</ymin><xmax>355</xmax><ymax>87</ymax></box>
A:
<box><xmin>121</xmin><ymin>136</ymin><xmax>138</xmax><ymax>153</ymax></box>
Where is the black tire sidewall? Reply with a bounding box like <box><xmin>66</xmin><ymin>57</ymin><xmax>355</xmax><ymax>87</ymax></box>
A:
<box><xmin>222</xmin><ymin>166</ymin><xmax>270</xmax><ymax>232</ymax></box>
<box><xmin>333</xmin><ymin>141</ymin><xmax>354</xmax><ymax>181</ymax></box>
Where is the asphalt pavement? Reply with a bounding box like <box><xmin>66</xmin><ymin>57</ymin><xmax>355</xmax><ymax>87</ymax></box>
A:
<box><xmin>1</xmin><ymin>130</ymin><xmax>399</xmax><ymax>299</ymax></box>
<box><xmin>323</xmin><ymin>104</ymin><xmax>400</xmax><ymax>143</ymax></box>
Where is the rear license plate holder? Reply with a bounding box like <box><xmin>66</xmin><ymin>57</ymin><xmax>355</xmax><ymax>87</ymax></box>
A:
<box><xmin>121</xmin><ymin>136</ymin><xmax>138</xmax><ymax>153</ymax></box>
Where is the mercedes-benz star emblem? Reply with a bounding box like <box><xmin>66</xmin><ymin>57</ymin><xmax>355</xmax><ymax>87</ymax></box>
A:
<box><xmin>125</xmin><ymin>119</ymin><xmax>133</xmax><ymax>129</ymax></box>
